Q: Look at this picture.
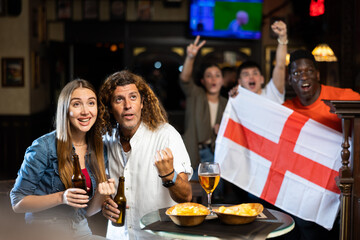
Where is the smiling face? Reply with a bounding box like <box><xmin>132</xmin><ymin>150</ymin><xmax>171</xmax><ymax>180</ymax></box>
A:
<box><xmin>289</xmin><ymin>58</ymin><xmax>321</xmax><ymax>106</ymax></box>
<box><xmin>69</xmin><ymin>88</ymin><xmax>97</xmax><ymax>135</ymax></box>
<box><xmin>200</xmin><ymin>66</ymin><xmax>223</xmax><ymax>95</ymax></box>
<box><xmin>110</xmin><ymin>84</ymin><xmax>143</xmax><ymax>137</ymax></box>
<box><xmin>238</xmin><ymin>67</ymin><xmax>264</xmax><ymax>94</ymax></box>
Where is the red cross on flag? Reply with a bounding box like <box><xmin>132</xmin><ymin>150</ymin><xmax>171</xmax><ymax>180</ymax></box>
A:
<box><xmin>215</xmin><ymin>87</ymin><xmax>342</xmax><ymax>230</ymax></box>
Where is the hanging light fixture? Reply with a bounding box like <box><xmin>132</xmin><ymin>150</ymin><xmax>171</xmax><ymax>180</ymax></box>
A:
<box><xmin>310</xmin><ymin>0</ymin><xmax>325</xmax><ymax>17</ymax></box>
<box><xmin>312</xmin><ymin>43</ymin><xmax>337</xmax><ymax>62</ymax></box>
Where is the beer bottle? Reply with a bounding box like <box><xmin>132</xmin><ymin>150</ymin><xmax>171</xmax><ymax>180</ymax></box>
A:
<box><xmin>71</xmin><ymin>153</ymin><xmax>87</xmax><ymax>193</ymax></box>
<box><xmin>112</xmin><ymin>176</ymin><xmax>126</xmax><ymax>227</ymax></box>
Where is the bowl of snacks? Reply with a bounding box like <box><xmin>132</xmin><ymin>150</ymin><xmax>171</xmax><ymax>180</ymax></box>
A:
<box><xmin>165</xmin><ymin>202</ymin><xmax>210</xmax><ymax>227</ymax></box>
<box><xmin>213</xmin><ymin>203</ymin><xmax>263</xmax><ymax>225</ymax></box>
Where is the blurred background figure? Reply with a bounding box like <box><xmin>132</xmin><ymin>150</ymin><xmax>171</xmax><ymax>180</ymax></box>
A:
<box><xmin>220</xmin><ymin>66</ymin><xmax>238</xmax><ymax>98</ymax></box>
<box><xmin>228</xmin><ymin>10</ymin><xmax>249</xmax><ymax>33</ymax></box>
<box><xmin>179</xmin><ymin>36</ymin><xmax>227</xmax><ymax>202</ymax></box>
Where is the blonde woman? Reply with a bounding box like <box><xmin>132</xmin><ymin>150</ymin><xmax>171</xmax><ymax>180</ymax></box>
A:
<box><xmin>10</xmin><ymin>79</ymin><xmax>114</xmax><ymax>239</ymax></box>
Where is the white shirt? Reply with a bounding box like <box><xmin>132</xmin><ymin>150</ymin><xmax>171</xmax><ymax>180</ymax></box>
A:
<box><xmin>103</xmin><ymin>122</ymin><xmax>193</xmax><ymax>240</ymax></box>
<box><xmin>260</xmin><ymin>78</ymin><xmax>285</xmax><ymax>104</ymax></box>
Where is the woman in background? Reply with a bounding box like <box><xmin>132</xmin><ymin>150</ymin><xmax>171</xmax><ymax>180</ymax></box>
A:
<box><xmin>179</xmin><ymin>36</ymin><xmax>227</xmax><ymax>182</ymax></box>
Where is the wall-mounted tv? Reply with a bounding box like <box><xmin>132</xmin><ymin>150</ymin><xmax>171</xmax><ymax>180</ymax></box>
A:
<box><xmin>189</xmin><ymin>0</ymin><xmax>264</xmax><ymax>40</ymax></box>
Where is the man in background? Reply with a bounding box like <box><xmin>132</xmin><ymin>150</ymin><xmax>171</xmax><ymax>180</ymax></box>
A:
<box><xmin>280</xmin><ymin>49</ymin><xmax>360</xmax><ymax>239</ymax></box>
<box><xmin>220</xmin><ymin>66</ymin><xmax>238</xmax><ymax>98</ymax></box>
<box><xmin>235</xmin><ymin>20</ymin><xmax>288</xmax><ymax>104</ymax></box>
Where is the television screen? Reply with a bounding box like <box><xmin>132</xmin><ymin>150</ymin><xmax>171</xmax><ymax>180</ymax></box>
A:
<box><xmin>189</xmin><ymin>0</ymin><xmax>264</xmax><ymax>40</ymax></box>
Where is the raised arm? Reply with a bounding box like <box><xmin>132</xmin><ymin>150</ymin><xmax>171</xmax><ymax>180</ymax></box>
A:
<box><xmin>271</xmin><ymin>21</ymin><xmax>288</xmax><ymax>94</ymax></box>
<box><xmin>179</xmin><ymin>35</ymin><xmax>206</xmax><ymax>83</ymax></box>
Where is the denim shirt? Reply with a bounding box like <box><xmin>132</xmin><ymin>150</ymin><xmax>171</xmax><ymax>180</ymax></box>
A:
<box><xmin>10</xmin><ymin>130</ymin><xmax>108</xmax><ymax>223</ymax></box>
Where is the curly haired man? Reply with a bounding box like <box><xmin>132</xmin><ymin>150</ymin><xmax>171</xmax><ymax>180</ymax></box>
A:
<box><xmin>98</xmin><ymin>70</ymin><xmax>193</xmax><ymax>239</ymax></box>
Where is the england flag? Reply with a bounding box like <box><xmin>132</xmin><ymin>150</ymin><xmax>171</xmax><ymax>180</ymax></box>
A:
<box><xmin>215</xmin><ymin>87</ymin><xmax>342</xmax><ymax>230</ymax></box>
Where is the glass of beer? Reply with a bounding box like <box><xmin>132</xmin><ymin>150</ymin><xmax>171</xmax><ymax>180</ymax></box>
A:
<box><xmin>198</xmin><ymin>162</ymin><xmax>220</xmax><ymax>213</ymax></box>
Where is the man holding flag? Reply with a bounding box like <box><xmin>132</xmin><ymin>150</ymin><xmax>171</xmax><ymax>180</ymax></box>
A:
<box><xmin>215</xmin><ymin>49</ymin><xmax>360</xmax><ymax>239</ymax></box>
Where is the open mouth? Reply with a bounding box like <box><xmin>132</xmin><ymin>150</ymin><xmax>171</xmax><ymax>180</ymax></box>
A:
<box><xmin>248</xmin><ymin>82</ymin><xmax>256</xmax><ymax>88</ymax></box>
<box><xmin>79</xmin><ymin>118</ymin><xmax>90</xmax><ymax>123</ymax></box>
<box><xmin>209</xmin><ymin>83</ymin><xmax>217</xmax><ymax>88</ymax></box>
<box><xmin>123</xmin><ymin>113</ymin><xmax>134</xmax><ymax>119</ymax></box>
<box><xmin>301</xmin><ymin>83</ymin><xmax>311</xmax><ymax>91</ymax></box>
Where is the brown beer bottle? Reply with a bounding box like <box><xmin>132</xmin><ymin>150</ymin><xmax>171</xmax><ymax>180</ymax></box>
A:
<box><xmin>71</xmin><ymin>153</ymin><xmax>87</xmax><ymax>193</ymax></box>
<box><xmin>112</xmin><ymin>176</ymin><xmax>126</xmax><ymax>227</ymax></box>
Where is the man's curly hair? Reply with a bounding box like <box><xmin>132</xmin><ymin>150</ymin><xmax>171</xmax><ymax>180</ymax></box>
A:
<box><xmin>99</xmin><ymin>70</ymin><xmax>168</xmax><ymax>135</ymax></box>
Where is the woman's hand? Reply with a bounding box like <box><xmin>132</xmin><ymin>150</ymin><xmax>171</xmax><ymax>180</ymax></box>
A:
<box><xmin>186</xmin><ymin>35</ymin><xmax>206</xmax><ymax>59</ymax></box>
<box><xmin>62</xmin><ymin>188</ymin><xmax>89</xmax><ymax>208</ymax></box>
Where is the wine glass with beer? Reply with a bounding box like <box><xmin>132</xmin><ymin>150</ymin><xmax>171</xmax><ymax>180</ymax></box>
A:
<box><xmin>198</xmin><ymin>162</ymin><xmax>220</xmax><ymax>213</ymax></box>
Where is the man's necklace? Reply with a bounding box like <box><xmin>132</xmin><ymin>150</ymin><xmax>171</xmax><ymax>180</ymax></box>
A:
<box><xmin>120</xmin><ymin>134</ymin><xmax>131</xmax><ymax>142</ymax></box>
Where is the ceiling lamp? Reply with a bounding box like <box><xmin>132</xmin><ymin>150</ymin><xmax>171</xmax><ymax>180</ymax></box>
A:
<box><xmin>310</xmin><ymin>0</ymin><xmax>325</xmax><ymax>17</ymax></box>
<box><xmin>312</xmin><ymin>43</ymin><xmax>337</xmax><ymax>62</ymax></box>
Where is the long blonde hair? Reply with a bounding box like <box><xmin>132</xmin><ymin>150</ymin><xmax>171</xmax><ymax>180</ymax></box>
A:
<box><xmin>99</xmin><ymin>70</ymin><xmax>168</xmax><ymax>135</ymax></box>
<box><xmin>55</xmin><ymin>79</ymin><xmax>107</xmax><ymax>189</ymax></box>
